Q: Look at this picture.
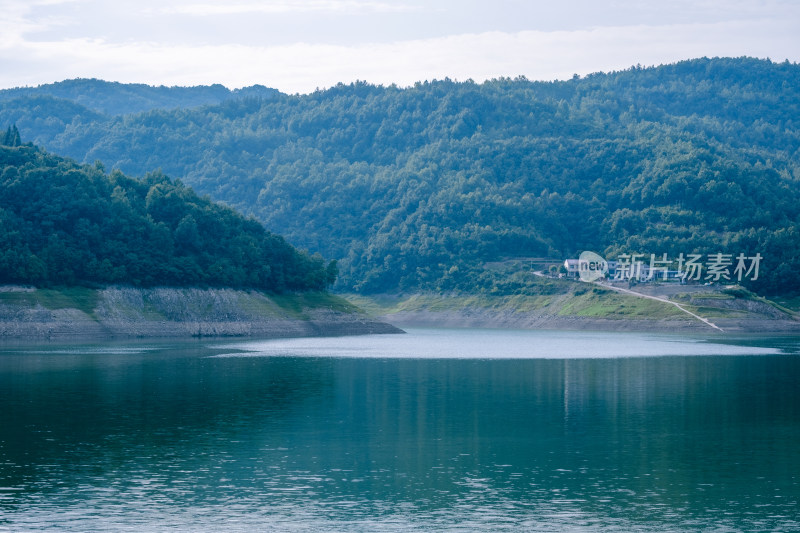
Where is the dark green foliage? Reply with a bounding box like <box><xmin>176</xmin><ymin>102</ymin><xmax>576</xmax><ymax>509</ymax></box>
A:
<box><xmin>0</xmin><ymin>144</ymin><xmax>334</xmax><ymax>291</ymax></box>
<box><xmin>2</xmin><ymin>125</ymin><xmax>20</xmax><ymax>147</ymax></box>
<box><xmin>2</xmin><ymin>58</ymin><xmax>799</xmax><ymax>295</ymax></box>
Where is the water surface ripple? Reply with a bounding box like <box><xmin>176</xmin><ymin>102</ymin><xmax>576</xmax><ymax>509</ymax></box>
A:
<box><xmin>0</xmin><ymin>329</ymin><xmax>798</xmax><ymax>531</ymax></box>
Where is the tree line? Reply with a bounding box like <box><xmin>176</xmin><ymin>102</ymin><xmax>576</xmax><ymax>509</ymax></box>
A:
<box><xmin>1</xmin><ymin>57</ymin><xmax>798</xmax><ymax>295</ymax></box>
<box><xmin>0</xmin><ymin>141</ymin><xmax>336</xmax><ymax>291</ymax></box>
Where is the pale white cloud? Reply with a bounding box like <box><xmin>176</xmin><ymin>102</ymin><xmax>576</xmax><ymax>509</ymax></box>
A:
<box><xmin>0</xmin><ymin>0</ymin><xmax>83</xmax><ymax>41</ymax></box>
<box><xmin>2</xmin><ymin>19</ymin><xmax>797</xmax><ymax>92</ymax></box>
<box><xmin>0</xmin><ymin>0</ymin><xmax>798</xmax><ymax>92</ymax></box>
<box><xmin>157</xmin><ymin>0</ymin><xmax>420</xmax><ymax>15</ymax></box>
<box><xmin>0</xmin><ymin>1</ymin><xmax>55</xmax><ymax>37</ymax></box>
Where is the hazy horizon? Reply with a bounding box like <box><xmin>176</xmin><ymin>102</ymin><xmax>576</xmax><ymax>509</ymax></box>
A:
<box><xmin>1</xmin><ymin>0</ymin><xmax>798</xmax><ymax>94</ymax></box>
<box><xmin>4</xmin><ymin>56</ymin><xmax>798</xmax><ymax>97</ymax></box>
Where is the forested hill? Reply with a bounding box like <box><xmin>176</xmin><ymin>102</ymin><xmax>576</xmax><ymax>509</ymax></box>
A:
<box><xmin>0</xmin><ymin>141</ymin><xmax>336</xmax><ymax>291</ymax></box>
<box><xmin>1</xmin><ymin>57</ymin><xmax>799</xmax><ymax>295</ymax></box>
<box><xmin>0</xmin><ymin>79</ymin><xmax>278</xmax><ymax>116</ymax></box>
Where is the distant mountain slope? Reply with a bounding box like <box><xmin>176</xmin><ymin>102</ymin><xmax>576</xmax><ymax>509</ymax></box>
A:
<box><xmin>0</xmin><ymin>78</ymin><xmax>278</xmax><ymax>115</ymax></box>
<box><xmin>2</xmin><ymin>57</ymin><xmax>798</xmax><ymax>295</ymax></box>
<box><xmin>0</xmin><ymin>141</ymin><xmax>335</xmax><ymax>291</ymax></box>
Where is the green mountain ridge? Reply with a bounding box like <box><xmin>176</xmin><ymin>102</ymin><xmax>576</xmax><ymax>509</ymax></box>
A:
<box><xmin>0</xmin><ymin>142</ymin><xmax>335</xmax><ymax>291</ymax></box>
<box><xmin>0</xmin><ymin>78</ymin><xmax>278</xmax><ymax>116</ymax></box>
<box><xmin>2</xmin><ymin>57</ymin><xmax>798</xmax><ymax>295</ymax></box>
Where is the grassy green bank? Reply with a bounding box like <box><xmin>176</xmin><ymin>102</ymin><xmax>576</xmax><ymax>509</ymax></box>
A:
<box><xmin>343</xmin><ymin>279</ymin><xmax>800</xmax><ymax>333</ymax></box>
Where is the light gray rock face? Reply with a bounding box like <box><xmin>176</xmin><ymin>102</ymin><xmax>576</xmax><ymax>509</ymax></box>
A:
<box><xmin>0</xmin><ymin>286</ymin><xmax>402</xmax><ymax>340</ymax></box>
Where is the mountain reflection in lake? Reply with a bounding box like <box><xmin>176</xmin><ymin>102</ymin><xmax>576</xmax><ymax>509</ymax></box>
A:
<box><xmin>0</xmin><ymin>329</ymin><xmax>798</xmax><ymax>532</ymax></box>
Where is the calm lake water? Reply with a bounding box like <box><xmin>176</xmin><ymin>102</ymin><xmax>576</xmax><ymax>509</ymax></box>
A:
<box><xmin>1</xmin><ymin>328</ymin><xmax>799</xmax><ymax>532</ymax></box>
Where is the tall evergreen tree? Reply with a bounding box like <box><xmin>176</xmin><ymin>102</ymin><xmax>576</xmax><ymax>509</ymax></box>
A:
<box><xmin>2</xmin><ymin>125</ymin><xmax>21</xmax><ymax>147</ymax></box>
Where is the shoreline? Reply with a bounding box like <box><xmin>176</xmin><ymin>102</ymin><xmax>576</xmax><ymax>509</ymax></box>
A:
<box><xmin>377</xmin><ymin>311</ymin><xmax>800</xmax><ymax>334</ymax></box>
<box><xmin>0</xmin><ymin>286</ymin><xmax>402</xmax><ymax>340</ymax></box>
<box><xmin>1</xmin><ymin>285</ymin><xmax>798</xmax><ymax>341</ymax></box>
<box><xmin>346</xmin><ymin>290</ymin><xmax>800</xmax><ymax>335</ymax></box>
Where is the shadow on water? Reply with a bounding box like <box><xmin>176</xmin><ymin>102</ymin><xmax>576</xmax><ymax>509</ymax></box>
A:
<box><xmin>0</xmin><ymin>342</ymin><xmax>333</xmax><ymax>495</ymax></box>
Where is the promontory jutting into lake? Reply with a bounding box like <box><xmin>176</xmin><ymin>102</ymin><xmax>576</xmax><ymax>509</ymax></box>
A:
<box><xmin>1</xmin><ymin>56</ymin><xmax>799</xmax><ymax>531</ymax></box>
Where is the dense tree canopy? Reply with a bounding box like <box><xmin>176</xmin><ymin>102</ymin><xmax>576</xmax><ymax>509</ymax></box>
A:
<box><xmin>0</xmin><ymin>79</ymin><xmax>277</xmax><ymax>116</ymax></box>
<box><xmin>0</xmin><ymin>142</ymin><xmax>335</xmax><ymax>291</ymax></box>
<box><xmin>2</xmin><ymin>57</ymin><xmax>798</xmax><ymax>295</ymax></box>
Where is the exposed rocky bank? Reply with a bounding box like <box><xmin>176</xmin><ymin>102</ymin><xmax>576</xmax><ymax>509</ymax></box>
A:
<box><xmin>0</xmin><ymin>286</ymin><xmax>402</xmax><ymax>340</ymax></box>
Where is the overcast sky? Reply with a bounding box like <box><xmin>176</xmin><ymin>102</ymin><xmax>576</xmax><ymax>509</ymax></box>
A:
<box><xmin>1</xmin><ymin>0</ymin><xmax>798</xmax><ymax>93</ymax></box>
